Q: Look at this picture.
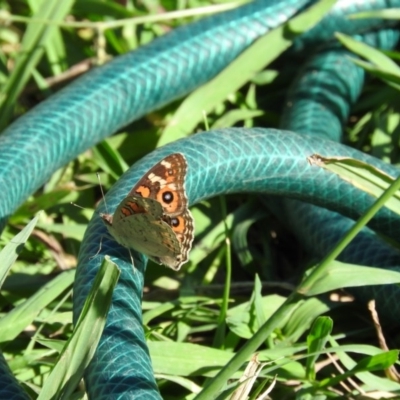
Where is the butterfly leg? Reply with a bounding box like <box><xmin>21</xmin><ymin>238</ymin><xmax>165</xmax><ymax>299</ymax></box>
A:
<box><xmin>127</xmin><ymin>248</ymin><xmax>137</xmax><ymax>274</ymax></box>
<box><xmin>90</xmin><ymin>233</ymin><xmax>114</xmax><ymax>260</ymax></box>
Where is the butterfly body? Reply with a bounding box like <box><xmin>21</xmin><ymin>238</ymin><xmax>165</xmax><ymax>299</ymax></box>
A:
<box><xmin>100</xmin><ymin>153</ymin><xmax>194</xmax><ymax>270</ymax></box>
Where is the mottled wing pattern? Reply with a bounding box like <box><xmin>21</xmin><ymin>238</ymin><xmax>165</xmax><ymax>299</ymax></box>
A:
<box><xmin>129</xmin><ymin>153</ymin><xmax>188</xmax><ymax>216</ymax></box>
<box><xmin>100</xmin><ymin>153</ymin><xmax>194</xmax><ymax>270</ymax></box>
<box><xmin>101</xmin><ymin>196</ymin><xmax>181</xmax><ymax>258</ymax></box>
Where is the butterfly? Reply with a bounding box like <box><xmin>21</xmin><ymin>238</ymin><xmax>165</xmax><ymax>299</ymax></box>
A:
<box><xmin>100</xmin><ymin>153</ymin><xmax>194</xmax><ymax>270</ymax></box>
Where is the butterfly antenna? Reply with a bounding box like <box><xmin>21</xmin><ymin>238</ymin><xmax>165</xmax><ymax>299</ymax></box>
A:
<box><xmin>70</xmin><ymin>202</ymin><xmax>86</xmax><ymax>210</ymax></box>
<box><xmin>97</xmin><ymin>172</ymin><xmax>109</xmax><ymax>214</ymax></box>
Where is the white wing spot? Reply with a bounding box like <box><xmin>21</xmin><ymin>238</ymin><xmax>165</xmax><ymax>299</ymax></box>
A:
<box><xmin>148</xmin><ymin>172</ymin><xmax>167</xmax><ymax>185</ymax></box>
<box><xmin>161</xmin><ymin>160</ymin><xmax>172</xmax><ymax>168</ymax></box>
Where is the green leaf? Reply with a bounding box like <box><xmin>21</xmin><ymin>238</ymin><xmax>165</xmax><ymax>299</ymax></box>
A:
<box><xmin>318</xmin><ymin>350</ymin><xmax>399</xmax><ymax>389</ymax></box>
<box><xmin>244</xmin><ymin>275</ymin><xmax>267</xmax><ymax>337</ymax></box>
<box><xmin>36</xmin><ymin>338</ymin><xmax>66</xmax><ymax>353</ymax></box>
<box><xmin>211</xmin><ymin>109</ymin><xmax>264</xmax><ymax>130</ymax></box>
<box><xmin>308</xmin><ymin>154</ymin><xmax>400</xmax><ymax>215</ymax></box>
<box><xmin>304</xmin><ymin>260</ymin><xmax>400</xmax><ymax>296</ymax></box>
<box><xmin>35</xmin><ymin>223</ymin><xmax>87</xmax><ymax>241</ymax></box>
<box><xmin>0</xmin><ymin>269</ymin><xmax>75</xmax><ymax>343</ymax></box>
<box><xmin>336</xmin><ymin>33</ymin><xmax>400</xmax><ymax>75</ymax></box>
<box><xmin>38</xmin><ymin>257</ymin><xmax>120</xmax><ymax>400</ymax></box>
<box><xmin>11</xmin><ymin>190</ymin><xmax>71</xmax><ymax>222</ymax></box>
<box><xmin>352</xmin><ymin>350</ymin><xmax>399</xmax><ymax>373</ymax></box>
<box><xmin>349</xmin><ymin>9</ymin><xmax>400</xmax><ymax>20</ymax></box>
<box><xmin>93</xmin><ymin>139</ymin><xmax>129</xmax><ymax>180</ymax></box>
<box><xmin>329</xmin><ymin>338</ymin><xmax>400</xmax><ymax>391</ymax></box>
<box><xmin>0</xmin><ymin>213</ymin><xmax>40</xmax><ymax>289</ymax></box>
<box><xmin>282</xmin><ymin>298</ymin><xmax>332</xmax><ymax>342</ymax></box>
<box><xmin>306</xmin><ymin>317</ymin><xmax>333</xmax><ymax>380</ymax></box>
<box><xmin>335</xmin><ymin>33</ymin><xmax>400</xmax><ymax>90</ymax></box>
<box><xmin>190</xmin><ymin>202</ymin><xmax>261</xmax><ymax>267</ymax></box>
<box><xmin>158</xmin><ymin>0</ymin><xmax>338</xmax><ymax>145</ymax></box>
<box><xmin>149</xmin><ymin>341</ymin><xmax>242</xmax><ymax>378</ymax></box>
<box><xmin>226</xmin><ymin>295</ymin><xmax>286</xmax><ymax>339</ymax></box>
<box><xmin>0</xmin><ymin>0</ymin><xmax>75</xmax><ymax>128</ymax></box>
<box><xmin>231</xmin><ymin>209</ymin><xmax>266</xmax><ymax>267</ymax></box>
<box><xmin>28</xmin><ymin>0</ymin><xmax>68</xmax><ymax>77</ymax></box>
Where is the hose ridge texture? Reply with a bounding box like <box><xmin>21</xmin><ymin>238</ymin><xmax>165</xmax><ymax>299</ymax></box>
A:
<box><xmin>1</xmin><ymin>0</ymin><xmax>400</xmax><ymax>398</ymax></box>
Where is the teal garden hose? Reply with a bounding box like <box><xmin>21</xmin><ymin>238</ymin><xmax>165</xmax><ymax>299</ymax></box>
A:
<box><xmin>1</xmin><ymin>0</ymin><xmax>400</xmax><ymax>398</ymax></box>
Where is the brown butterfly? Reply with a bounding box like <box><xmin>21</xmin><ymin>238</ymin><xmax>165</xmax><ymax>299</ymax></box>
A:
<box><xmin>100</xmin><ymin>153</ymin><xmax>194</xmax><ymax>270</ymax></box>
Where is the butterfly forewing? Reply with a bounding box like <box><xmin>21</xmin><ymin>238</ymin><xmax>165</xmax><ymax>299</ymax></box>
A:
<box><xmin>106</xmin><ymin>197</ymin><xmax>181</xmax><ymax>257</ymax></box>
<box><xmin>113</xmin><ymin>196</ymin><xmax>164</xmax><ymax>221</ymax></box>
<box><xmin>129</xmin><ymin>153</ymin><xmax>188</xmax><ymax>216</ymax></box>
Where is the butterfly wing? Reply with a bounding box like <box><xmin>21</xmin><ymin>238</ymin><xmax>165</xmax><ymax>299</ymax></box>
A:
<box><xmin>102</xmin><ymin>196</ymin><xmax>181</xmax><ymax>259</ymax></box>
<box><xmin>101</xmin><ymin>153</ymin><xmax>194</xmax><ymax>270</ymax></box>
<box><xmin>128</xmin><ymin>153</ymin><xmax>188</xmax><ymax>216</ymax></box>
<box><xmin>158</xmin><ymin>209</ymin><xmax>194</xmax><ymax>270</ymax></box>
<box><xmin>113</xmin><ymin>195</ymin><xmax>164</xmax><ymax>221</ymax></box>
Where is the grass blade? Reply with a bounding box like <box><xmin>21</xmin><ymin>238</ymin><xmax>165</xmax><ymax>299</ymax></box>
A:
<box><xmin>308</xmin><ymin>154</ymin><xmax>400</xmax><ymax>215</ymax></box>
<box><xmin>38</xmin><ymin>257</ymin><xmax>120</xmax><ymax>400</ymax></box>
<box><xmin>159</xmin><ymin>0</ymin><xmax>338</xmax><ymax>145</ymax></box>
<box><xmin>0</xmin><ymin>213</ymin><xmax>40</xmax><ymax>288</ymax></box>
<box><xmin>305</xmin><ymin>261</ymin><xmax>400</xmax><ymax>296</ymax></box>
<box><xmin>0</xmin><ymin>269</ymin><xmax>75</xmax><ymax>343</ymax></box>
<box><xmin>0</xmin><ymin>0</ymin><xmax>75</xmax><ymax>128</ymax></box>
<box><xmin>306</xmin><ymin>317</ymin><xmax>333</xmax><ymax>380</ymax></box>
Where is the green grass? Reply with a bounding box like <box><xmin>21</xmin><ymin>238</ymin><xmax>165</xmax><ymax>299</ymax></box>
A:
<box><xmin>1</xmin><ymin>0</ymin><xmax>400</xmax><ymax>399</ymax></box>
